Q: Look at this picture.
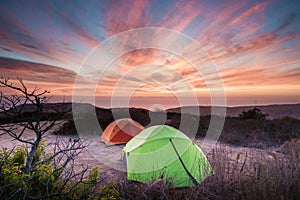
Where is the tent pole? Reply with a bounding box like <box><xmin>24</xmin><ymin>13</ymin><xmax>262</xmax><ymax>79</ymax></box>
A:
<box><xmin>169</xmin><ymin>139</ymin><xmax>199</xmax><ymax>186</ymax></box>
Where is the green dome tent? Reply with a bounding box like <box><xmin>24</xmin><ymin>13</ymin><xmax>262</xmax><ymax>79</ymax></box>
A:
<box><xmin>123</xmin><ymin>125</ymin><xmax>213</xmax><ymax>187</ymax></box>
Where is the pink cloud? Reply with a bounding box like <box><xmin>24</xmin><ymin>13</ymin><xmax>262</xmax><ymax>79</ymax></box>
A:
<box><xmin>0</xmin><ymin>57</ymin><xmax>79</xmax><ymax>95</ymax></box>
<box><xmin>105</xmin><ymin>0</ymin><xmax>150</xmax><ymax>35</ymax></box>
<box><xmin>160</xmin><ymin>0</ymin><xmax>202</xmax><ymax>32</ymax></box>
<box><xmin>230</xmin><ymin>2</ymin><xmax>268</xmax><ymax>25</ymax></box>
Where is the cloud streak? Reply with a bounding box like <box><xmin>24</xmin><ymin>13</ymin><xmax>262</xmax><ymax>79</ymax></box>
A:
<box><xmin>230</xmin><ymin>2</ymin><xmax>268</xmax><ymax>26</ymax></box>
<box><xmin>0</xmin><ymin>57</ymin><xmax>77</xmax><ymax>95</ymax></box>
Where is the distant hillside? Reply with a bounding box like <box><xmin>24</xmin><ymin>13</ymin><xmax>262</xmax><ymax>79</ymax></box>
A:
<box><xmin>167</xmin><ymin>104</ymin><xmax>300</xmax><ymax>119</ymax></box>
<box><xmin>1</xmin><ymin>102</ymin><xmax>300</xmax><ymax>148</ymax></box>
<box><xmin>2</xmin><ymin>102</ymin><xmax>300</xmax><ymax>121</ymax></box>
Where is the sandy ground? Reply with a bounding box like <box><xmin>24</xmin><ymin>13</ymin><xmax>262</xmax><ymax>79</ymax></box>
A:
<box><xmin>0</xmin><ymin>123</ymin><xmax>127</xmax><ymax>181</ymax></box>
<box><xmin>0</xmin><ymin>123</ymin><xmax>281</xmax><ymax>182</ymax></box>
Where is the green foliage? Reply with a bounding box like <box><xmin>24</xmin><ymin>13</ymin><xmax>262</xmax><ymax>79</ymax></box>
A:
<box><xmin>0</xmin><ymin>147</ymin><xmax>26</xmax><ymax>198</ymax></box>
<box><xmin>73</xmin><ymin>169</ymin><xmax>119</xmax><ymax>200</ymax></box>
<box><xmin>0</xmin><ymin>145</ymin><xmax>121</xmax><ymax>199</ymax></box>
<box><xmin>0</xmin><ymin>144</ymin><xmax>57</xmax><ymax>198</ymax></box>
<box><xmin>11</xmin><ymin>146</ymin><xmax>26</xmax><ymax>166</ymax></box>
<box><xmin>73</xmin><ymin>166</ymin><xmax>103</xmax><ymax>199</ymax></box>
<box><xmin>0</xmin><ymin>78</ymin><xmax>119</xmax><ymax>199</ymax></box>
<box><xmin>88</xmin><ymin>166</ymin><xmax>101</xmax><ymax>185</ymax></box>
<box><xmin>100</xmin><ymin>181</ymin><xmax>119</xmax><ymax>200</ymax></box>
<box><xmin>239</xmin><ymin>107</ymin><xmax>269</xmax><ymax>120</ymax></box>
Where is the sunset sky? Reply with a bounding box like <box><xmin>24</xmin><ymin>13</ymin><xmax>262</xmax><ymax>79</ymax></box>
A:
<box><xmin>0</xmin><ymin>0</ymin><xmax>300</xmax><ymax>108</ymax></box>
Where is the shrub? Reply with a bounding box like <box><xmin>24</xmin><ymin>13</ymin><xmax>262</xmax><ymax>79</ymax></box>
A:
<box><xmin>239</xmin><ymin>107</ymin><xmax>269</xmax><ymax>120</ymax></box>
<box><xmin>0</xmin><ymin>144</ymin><xmax>57</xmax><ymax>198</ymax></box>
<box><xmin>280</xmin><ymin>115</ymin><xmax>300</xmax><ymax>122</ymax></box>
<box><xmin>0</xmin><ymin>144</ymin><xmax>119</xmax><ymax>199</ymax></box>
<box><xmin>101</xmin><ymin>181</ymin><xmax>120</xmax><ymax>200</ymax></box>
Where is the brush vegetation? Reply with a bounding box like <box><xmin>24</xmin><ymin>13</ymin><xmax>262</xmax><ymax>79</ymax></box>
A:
<box><xmin>117</xmin><ymin>139</ymin><xmax>300</xmax><ymax>199</ymax></box>
<box><xmin>1</xmin><ymin>78</ymin><xmax>299</xmax><ymax>199</ymax></box>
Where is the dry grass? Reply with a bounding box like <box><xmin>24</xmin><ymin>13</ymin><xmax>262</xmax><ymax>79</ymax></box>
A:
<box><xmin>216</xmin><ymin>117</ymin><xmax>300</xmax><ymax>148</ymax></box>
<box><xmin>51</xmin><ymin>114</ymin><xmax>300</xmax><ymax>199</ymax></box>
<box><xmin>1</xmin><ymin>121</ymin><xmax>299</xmax><ymax>199</ymax></box>
<box><xmin>115</xmin><ymin>140</ymin><xmax>300</xmax><ymax>200</ymax></box>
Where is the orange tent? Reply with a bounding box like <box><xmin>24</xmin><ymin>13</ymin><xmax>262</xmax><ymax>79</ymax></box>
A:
<box><xmin>100</xmin><ymin>118</ymin><xmax>144</xmax><ymax>146</ymax></box>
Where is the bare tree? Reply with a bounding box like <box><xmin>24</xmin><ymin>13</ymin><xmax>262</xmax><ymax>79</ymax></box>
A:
<box><xmin>0</xmin><ymin>77</ymin><xmax>99</xmax><ymax>199</ymax></box>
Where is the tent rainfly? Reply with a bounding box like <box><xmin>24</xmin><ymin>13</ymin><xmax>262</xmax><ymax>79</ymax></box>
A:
<box><xmin>123</xmin><ymin>125</ymin><xmax>213</xmax><ymax>187</ymax></box>
<box><xmin>101</xmin><ymin>118</ymin><xmax>144</xmax><ymax>146</ymax></box>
